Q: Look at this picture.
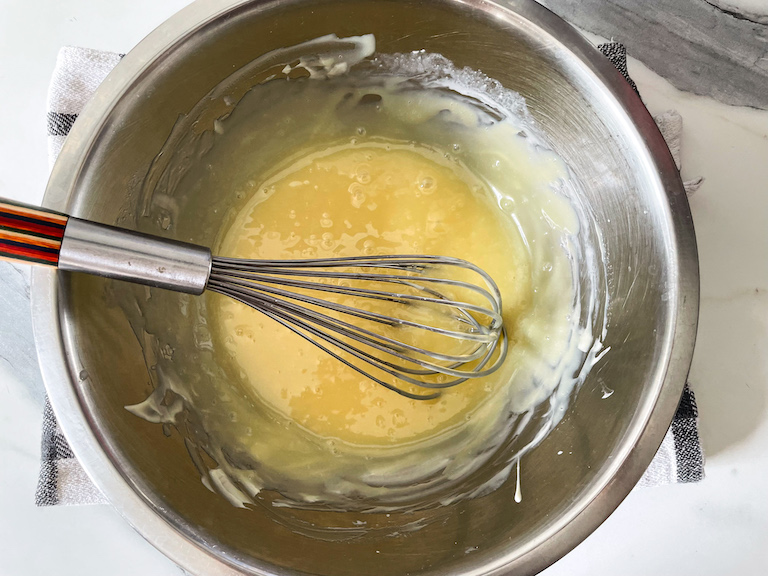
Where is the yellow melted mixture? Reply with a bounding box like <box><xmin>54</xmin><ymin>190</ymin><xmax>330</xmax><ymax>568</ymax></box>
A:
<box><xmin>213</xmin><ymin>143</ymin><xmax>529</xmax><ymax>445</ymax></box>
<box><xmin>126</xmin><ymin>39</ymin><xmax>599</xmax><ymax>510</ymax></box>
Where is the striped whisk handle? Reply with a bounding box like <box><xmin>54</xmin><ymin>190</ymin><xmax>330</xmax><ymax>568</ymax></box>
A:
<box><xmin>0</xmin><ymin>199</ymin><xmax>68</xmax><ymax>266</ymax></box>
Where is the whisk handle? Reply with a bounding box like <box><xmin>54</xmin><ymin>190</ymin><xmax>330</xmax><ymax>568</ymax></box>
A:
<box><xmin>0</xmin><ymin>198</ymin><xmax>212</xmax><ymax>295</ymax></box>
<box><xmin>0</xmin><ymin>198</ymin><xmax>68</xmax><ymax>266</ymax></box>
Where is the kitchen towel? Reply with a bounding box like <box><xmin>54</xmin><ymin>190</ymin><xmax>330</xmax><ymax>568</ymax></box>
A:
<box><xmin>35</xmin><ymin>43</ymin><xmax>704</xmax><ymax>506</ymax></box>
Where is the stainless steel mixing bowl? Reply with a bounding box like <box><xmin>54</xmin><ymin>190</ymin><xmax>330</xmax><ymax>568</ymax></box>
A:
<box><xmin>31</xmin><ymin>0</ymin><xmax>699</xmax><ymax>574</ymax></box>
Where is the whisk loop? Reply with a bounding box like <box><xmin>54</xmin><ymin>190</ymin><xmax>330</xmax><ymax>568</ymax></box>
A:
<box><xmin>207</xmin><ymin>255</ymin><xmax>507</xmax><ymax>400</ymax></box>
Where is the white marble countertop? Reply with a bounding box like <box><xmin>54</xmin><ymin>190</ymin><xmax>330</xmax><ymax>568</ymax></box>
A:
<box><xmin>1</xmin><ymin>1</ymin><xmax>766</xmax><ymax>574</ymax></box>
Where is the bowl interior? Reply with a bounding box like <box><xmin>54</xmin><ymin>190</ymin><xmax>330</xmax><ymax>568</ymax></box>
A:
<box><xmin>48</xmin><ymin>1</ymin><xmax>693</xmax><ymax>574</ymax></box>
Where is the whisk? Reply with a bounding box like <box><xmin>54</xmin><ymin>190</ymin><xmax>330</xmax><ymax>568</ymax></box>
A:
<box><xmin>0</xmin><ymin>199</ymin><xmax>506</xmax><ymax>400</ymax></box>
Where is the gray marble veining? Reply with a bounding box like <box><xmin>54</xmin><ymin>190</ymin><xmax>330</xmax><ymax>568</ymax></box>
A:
<box><xmin>707</xmin><ymin>0</ymin><xmax>768</xmax><ymax>24</ymax></box>
<box><xmin>537</xmin><ymin>0</ymin><xmax>768</xmax><ymax>109</ymax></box>
<box><xmin>0</xmin><ymin>261</ymin><xmax>46</xmax><ymax>409</ymax></box>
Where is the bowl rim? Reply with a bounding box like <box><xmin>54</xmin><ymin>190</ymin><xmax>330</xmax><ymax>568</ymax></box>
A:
<box><xmin>31</xmin><ymin>0</ymin><xmax>699</xmax><ymax>574</ymax></box>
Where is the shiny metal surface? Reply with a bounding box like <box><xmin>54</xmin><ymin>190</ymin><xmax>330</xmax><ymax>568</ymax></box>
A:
<box><xmin>59</xmin><ymin>218</ymin><xmax>212</xmax><ymax>295</ymax></box>
<box><xmin>30</xmin><ymin>0</ymin><xmax>699</xmax><ymax>575</ymax></box>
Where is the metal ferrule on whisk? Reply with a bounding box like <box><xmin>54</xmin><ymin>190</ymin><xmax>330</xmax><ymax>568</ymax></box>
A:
<box><xmin>58</xmin><ymin>218</ymin><xmax>212</xmax><ymax>295</ymax></box>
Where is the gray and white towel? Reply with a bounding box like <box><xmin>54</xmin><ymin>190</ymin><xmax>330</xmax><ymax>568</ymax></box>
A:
<box><xmin>35</xmin><ymin>43</ymin><xmax>704</xmax><ymax>506</ymax></box>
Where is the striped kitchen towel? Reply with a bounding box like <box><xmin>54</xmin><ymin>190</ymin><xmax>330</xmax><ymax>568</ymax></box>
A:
<box><xmin>35</xmin><ymin>47</ymin><xmax>120</xmax><ymax>506</ymax></box>
<box><xmin>638</xmin><ymin>382</ymin><xmax>704</xmax><ymax>486</ymax></box>
<box><xmin>35</xmin><ymin>44</ymin><xmax>704</xmax><ymax>506</ymax></box>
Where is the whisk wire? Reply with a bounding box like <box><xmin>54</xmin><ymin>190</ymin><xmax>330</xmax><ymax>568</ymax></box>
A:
<box><xmin>208</xmin><ymin>274</ymin><xmax>499</xmax><ymax>345</ymax></box>
<box><xmin>208</xmin><ymin>278</ymin><xmax>494</xmax><ymax>366</ymax></box>
<box><xmin>208</xmin><ymin>254</ymin><xmax>507</xmax><ymax>399</ymax></box>
<box><xmin>210</xmin><ymin>282</ymin><xmax>508</xmax><ymax>399</ymax></box>
<box><xmin>210</xmin><ymin>269</ymin><xmax>503</xmax><ymax>327</ymax></box>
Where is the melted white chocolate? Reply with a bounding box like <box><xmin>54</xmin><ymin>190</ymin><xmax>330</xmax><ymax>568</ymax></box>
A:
<box><xmin>214</xmin><ymin>142</ymin><xmax>534</xmax><ymax>444</ymax></box>
<box><xmin>125</xmin><ymin>37</ymin><xmax>607</xmax><ymax>512</ymax></box>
